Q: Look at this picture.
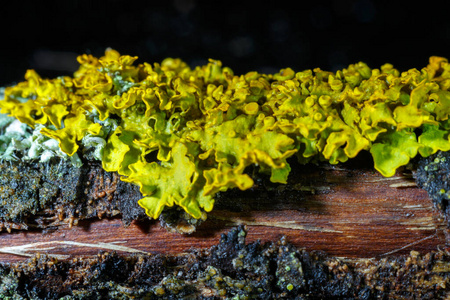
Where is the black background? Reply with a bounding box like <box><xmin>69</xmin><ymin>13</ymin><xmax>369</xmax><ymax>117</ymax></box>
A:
<box><xmin>1</xmin><ymin>0</ymin><xmax>449</xmax><ymax>86</ymax></box>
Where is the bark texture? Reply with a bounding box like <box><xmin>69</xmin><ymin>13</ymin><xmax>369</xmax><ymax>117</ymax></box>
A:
<box><xmin>1</xmin><ymin>226</ymin><xmax>449</xmax><ymax>299</ymax></box>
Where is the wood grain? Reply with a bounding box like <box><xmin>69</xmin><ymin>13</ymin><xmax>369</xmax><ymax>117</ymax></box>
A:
<box><xmin>0</xmin><ymin>163</ymin><xmax>448</xmax><ymax>263</ymax></box>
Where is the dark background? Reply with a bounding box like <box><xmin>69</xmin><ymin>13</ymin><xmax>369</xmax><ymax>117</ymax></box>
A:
<box><xmin>0</xmin><ymin>0</ymin><xmax>449</xmax><ymax>86</ymax></box>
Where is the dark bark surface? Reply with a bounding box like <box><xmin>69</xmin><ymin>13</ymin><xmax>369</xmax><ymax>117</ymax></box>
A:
<box><xmin>1</xmin><ymin>155</ymin><xmax>448</xmax><ymax>260</ymax></box>
<box><xmin>1</xmin><ymin>226</ymin><xmax>449</xmax><ymax>299</ymax></box>
<box><xmin>416</xmin><ymin>151</ymin><xmax>450</xmax><ymax>224</ymax></box>
<box><xmin>1</xmin><ymin>154</ymin><xmax>450</xmax><ymax>297</ymax></box>
<box><xmin>0</xmin><ymin>159</ymin><xmax>145</xmax><ymax>232</ymax></box>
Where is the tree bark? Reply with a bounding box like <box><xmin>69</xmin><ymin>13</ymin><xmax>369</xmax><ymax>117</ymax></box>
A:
<box><xmin>0</xmin><ymin>157</ymin><xmax>447</xmax><ymax>263</ymax></box>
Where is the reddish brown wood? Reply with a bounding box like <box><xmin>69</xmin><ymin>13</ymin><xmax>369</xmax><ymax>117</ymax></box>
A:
<box><xmin>0</xmin><ymin>165</ymin><xmax>448</xmax><ymax>263</ymax></box>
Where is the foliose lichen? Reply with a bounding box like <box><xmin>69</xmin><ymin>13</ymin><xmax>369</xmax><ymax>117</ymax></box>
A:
<box><xmin>0</xmin><ymin>87</ymin><xmax>82</xmax><ymax>166</ymax></box>
<box><xmin>2</xmin><ymin>49</ymin><xmax>450</xmax><ymax>219</ymax></box>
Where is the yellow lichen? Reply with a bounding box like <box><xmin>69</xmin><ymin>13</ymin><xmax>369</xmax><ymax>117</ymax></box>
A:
<box><xmin>2</xmin><ymin>49</ymin><xmax>450</xmax><ymax>218</ymax></box>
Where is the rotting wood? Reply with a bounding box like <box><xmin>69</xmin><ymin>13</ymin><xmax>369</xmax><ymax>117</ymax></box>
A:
<box><xmin>0</xmin><ymin>158</ymin><xmax>448</xmax><ymax>263</ymax></box>
<box><xmin>1</xmin><ymin>226</ymin><xmax>449</xmax><ymax>299</ymax></box>
<box><xmin>0</xmin><ymin>159</ymin><xmax>146</xmax><ymax>233</ymax></box>
<box><xmin>1</xmin><ymin>154</ymin><xmax>450</xmax><ymax>297</ymax></box>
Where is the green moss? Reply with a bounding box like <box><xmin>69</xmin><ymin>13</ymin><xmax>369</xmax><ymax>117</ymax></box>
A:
<box><xmin>2</xmin><ymin>50</ymin><xmax>450</xmax><ymax>219</ymax></box>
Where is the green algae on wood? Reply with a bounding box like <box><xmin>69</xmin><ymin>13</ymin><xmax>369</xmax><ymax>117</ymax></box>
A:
<box><xmin>2</xmin><ymin>49</ymin><xmax>450</xmax><ymax>219</ymax></box>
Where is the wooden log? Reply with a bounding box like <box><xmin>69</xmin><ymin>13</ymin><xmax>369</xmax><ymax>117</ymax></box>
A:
<box><xmin>1</xmin><ymin>159</ymin><xmax>447</xmax><ymax>264</ymax></box>
<box><xmin>2</xmin><ymin>226</ymin><xmax>450</xmax><ymax>299</ymax></box>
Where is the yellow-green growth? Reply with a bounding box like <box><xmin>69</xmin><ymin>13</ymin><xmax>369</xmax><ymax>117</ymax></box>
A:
<box><xmin>2</xmin><ymin>49</ymin><xmax>450</xmax><ymax>219</ymax></box>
